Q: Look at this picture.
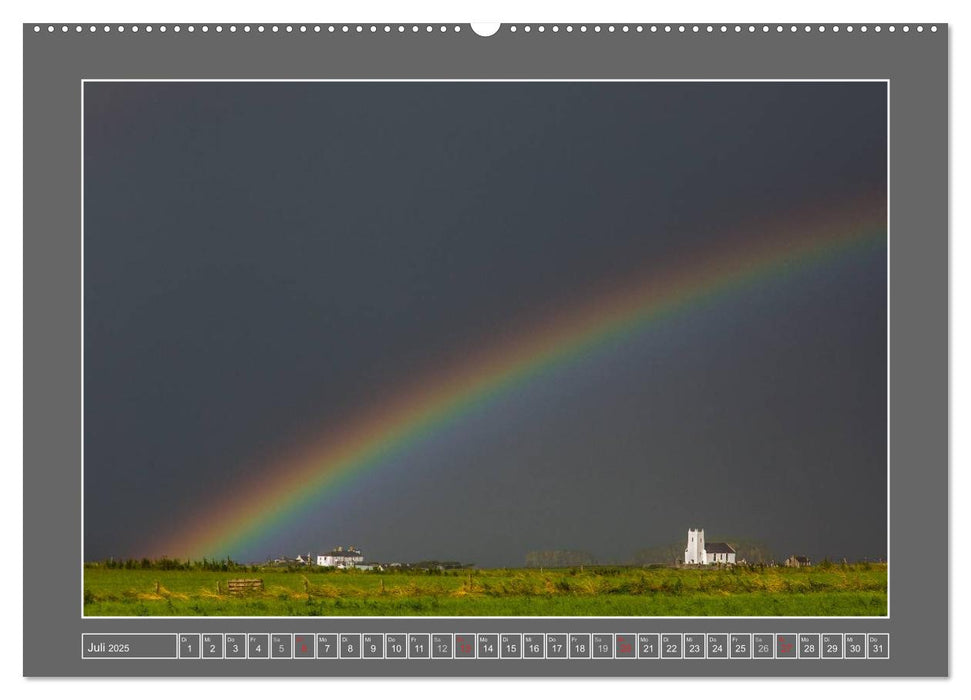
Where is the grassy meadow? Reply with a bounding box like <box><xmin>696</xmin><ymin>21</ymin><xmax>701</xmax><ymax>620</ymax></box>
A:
<box><xmin>83</xmin><ymin>563</ymin><xmax>887</xmax><ymax>616</ymax></box>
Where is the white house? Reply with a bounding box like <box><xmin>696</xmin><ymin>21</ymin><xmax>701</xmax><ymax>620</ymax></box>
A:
<box><xmin>684</xmin><ymin>528</ymin><xmax>736</xmax><ymax>565</ymax></box>
<box><xmin>316</xmin><ymin>546</ymin><xmax>365</xmax><ymax>568</ymax></box>
<box><xmin>704</xmin><ymin>541</ymin><xmax>737</xmax><ymax>564</ymax></box>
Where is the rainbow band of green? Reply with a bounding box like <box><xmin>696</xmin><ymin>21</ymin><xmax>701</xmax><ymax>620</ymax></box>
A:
<box><xmin>156</xmin><ymin>216</ymin><xmax>886</xmax><ymax>560</ymax></box>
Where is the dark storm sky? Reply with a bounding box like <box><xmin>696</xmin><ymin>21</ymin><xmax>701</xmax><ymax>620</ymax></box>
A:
<box><xmin>83</xmin><ymin>82</ymin><xmax>887</xmax><ymax>566</ymax></box>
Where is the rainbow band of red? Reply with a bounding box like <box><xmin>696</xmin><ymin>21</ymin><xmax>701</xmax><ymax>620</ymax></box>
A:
<box><xmin>153</xmin><ymin>204</ymin><xmax>887</xmax><ymax>559</ymax></box>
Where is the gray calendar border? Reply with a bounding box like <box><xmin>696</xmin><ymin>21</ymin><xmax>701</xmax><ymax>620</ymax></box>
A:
<box><xmin>24</xmin><ymin>23</ymin><xmax>947</xmax><ymax>677</ymax></box>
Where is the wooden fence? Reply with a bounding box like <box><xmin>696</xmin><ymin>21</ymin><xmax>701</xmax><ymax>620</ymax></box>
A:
<box><xmin>218</xmin><ymin>578</ymin><xmax>264</xmax><ymax>595</ymax></box>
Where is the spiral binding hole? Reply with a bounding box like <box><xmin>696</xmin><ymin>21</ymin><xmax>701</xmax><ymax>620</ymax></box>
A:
<box><xmin>30</xmin><ymin>23</ymin><xmax>938</xmax><ymax>38</ymax></box>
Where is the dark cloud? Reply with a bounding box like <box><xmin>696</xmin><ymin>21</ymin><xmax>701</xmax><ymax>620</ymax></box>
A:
<box><xmin>84</xmin><ymin>82</ymin><xmax>887</xmax><ymax>565</ymax></box>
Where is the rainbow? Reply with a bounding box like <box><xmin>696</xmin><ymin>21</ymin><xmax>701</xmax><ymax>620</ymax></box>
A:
<box><xmin>154</xmin><ymin>200</ymin><xmax>886</xmax><ymax>560</ymax></box>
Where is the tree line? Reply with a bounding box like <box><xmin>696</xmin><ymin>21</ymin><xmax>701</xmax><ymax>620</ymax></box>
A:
<box><xmin>525</xmin><ymin>539</ymin><xmax>777</xmax><ymax>568</ymax></box>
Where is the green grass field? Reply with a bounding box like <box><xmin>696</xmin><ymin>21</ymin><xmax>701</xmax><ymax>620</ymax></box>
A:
<box><xmin>82</xmin><ymin>564</ymin><xmax>887</xmax><ymax>616</ymax></box>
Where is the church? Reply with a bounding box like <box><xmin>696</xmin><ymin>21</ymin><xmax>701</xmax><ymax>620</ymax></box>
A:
<box><xmin>684</xmin><ymin>528</ymin><xmax>737</xmax><ymax>565</ymax></box>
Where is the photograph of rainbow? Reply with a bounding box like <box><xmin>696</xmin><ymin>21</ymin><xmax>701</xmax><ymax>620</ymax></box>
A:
<box><xmin>83</xmin><ymin>82</ymin><xmax>887</xmax><ymax>616</ymax></box>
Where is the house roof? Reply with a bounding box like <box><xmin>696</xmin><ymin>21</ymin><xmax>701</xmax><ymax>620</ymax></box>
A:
<box><xmin>793</xmin><ymin>555</ymin><xmax>810</xmax><ymax>562</ymax></box>
<box><xmin>321</xmin><ymin>550</ymin><xmax>364</xmax><ymax>557</ymax></box>
<box><xmin>704</xmin><ymin>542</ymin><xmax>736</xmax><ymax>553</ymax></box>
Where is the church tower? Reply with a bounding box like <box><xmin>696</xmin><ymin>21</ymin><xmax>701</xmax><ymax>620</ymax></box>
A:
<box><xmin>685</xmin><ymin>528</ymin><xmax>706</xmax><ymax>565</ymax></box>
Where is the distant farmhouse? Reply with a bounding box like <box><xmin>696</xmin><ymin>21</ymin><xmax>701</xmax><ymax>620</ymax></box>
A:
<box><xmin>316</xmin><ymin>546</ymin><xmax>365</xmax><ymax>569</ymax></box>
<box><xmin>785</xmin><ymin>555</ymin><xmax>812</xmax><ymax>568</ymax></box>
<box><xmin>277</xmin><ymin>546</ymin><xmax>446</xmax><ymax>571</ymax></box>
<box><xmin>684</xmin><ymin>528</ymin><xmax>737</xmax><ymax>565</ymax></box>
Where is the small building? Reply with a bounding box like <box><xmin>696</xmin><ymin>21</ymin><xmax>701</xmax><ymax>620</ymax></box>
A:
<box><xmin>272</xmin><ymin>555</ymin><xmax>305</xmax><ymax>566</ymax></box>
<box><xmin>785</xmin><ymin>555</ymin><xmax>811</xmax><ymax>568</ymax></box>
<box><xmin>684</xmin><ymin>528</ymin><xmax>737</xmax><ymax>565</ymax></box>
<box><xmin>704</xmin><ymin>541</ymin><xmax>737</xmax><ymax>565</ymax></box>
<box><xmin>316</xmin><ymin>546</ymin><xmax>365</xmax><ymax>568</ymax></box>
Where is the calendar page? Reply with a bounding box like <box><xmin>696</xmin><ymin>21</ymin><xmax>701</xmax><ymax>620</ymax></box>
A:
<box><xmin>23</xmin><ymin>20</ymin><xmax>946</xmax><ymax>677</ymax></box>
